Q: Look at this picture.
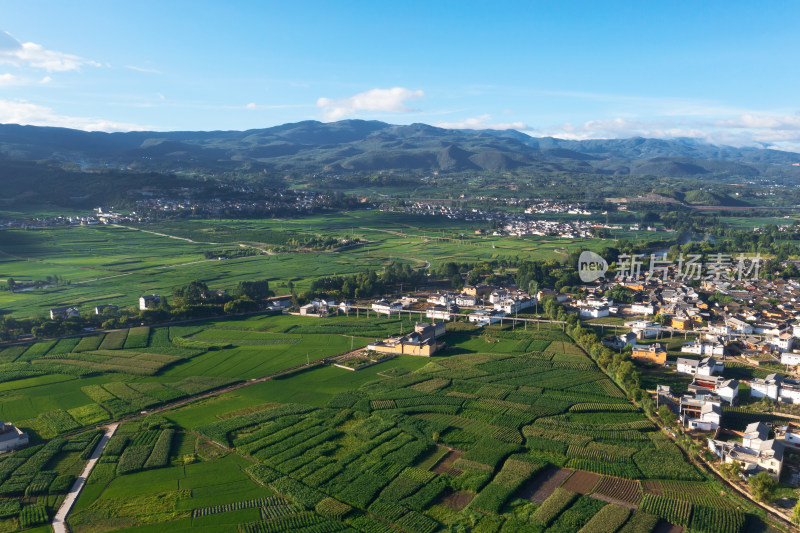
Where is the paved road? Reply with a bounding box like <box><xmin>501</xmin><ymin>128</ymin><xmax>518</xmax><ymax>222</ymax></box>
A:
<box><xmin>52</xmin><ymin>423</ymin><xmax>119</xmax><ymax>533</ymax></box>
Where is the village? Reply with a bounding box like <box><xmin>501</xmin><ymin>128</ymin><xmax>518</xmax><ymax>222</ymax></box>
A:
<box><xmin>380</xmin><ymin>201</ymin><xmax>624</xmax><ymax>239</ymax></box>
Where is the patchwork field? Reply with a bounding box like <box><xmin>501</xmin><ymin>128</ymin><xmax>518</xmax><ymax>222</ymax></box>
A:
<box><xmin>0</xmin><ymin>314</ymin><xmax>416</xmax><ymax>439</ymax></box>
<box><xmin>36</xmin><ymin>321</ymin><xmax>762</xmax><ymax>533</ymax></box>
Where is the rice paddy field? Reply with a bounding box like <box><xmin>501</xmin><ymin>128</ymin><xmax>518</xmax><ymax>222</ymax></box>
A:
<box><xmin>0</xmin><ymin>210</ymin><xmax>672</xmax><ymax>318</ymax></box>
<box><xmin>48</xmin><ymin>319</ymin><xmax>768</xmax><ymax>533</ymax></box>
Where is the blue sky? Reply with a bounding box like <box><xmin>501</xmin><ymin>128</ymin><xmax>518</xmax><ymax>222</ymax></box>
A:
<box><xmin>1</xmin><ymin>1</ymin><xmax>799</xmax><ymax>149</ymax></box>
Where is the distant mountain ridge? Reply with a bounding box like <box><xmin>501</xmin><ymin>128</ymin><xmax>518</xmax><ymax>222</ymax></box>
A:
<box><xmin>0</xmin><ymin>120</ymin><xmax>799</xmax><ymax>178</ymax></box>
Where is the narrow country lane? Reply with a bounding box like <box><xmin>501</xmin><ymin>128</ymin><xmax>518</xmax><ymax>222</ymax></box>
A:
<box><xmin>52</xmin><ymin>423</ymin><xmax>119</xmax><ymax>533</ymax></box>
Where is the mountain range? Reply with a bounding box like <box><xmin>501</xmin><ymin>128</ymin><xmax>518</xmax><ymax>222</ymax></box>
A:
<box><xmin>1</xmin><ymin>120</ymin><xmax>799</xmax><ymax>179</ymax></box>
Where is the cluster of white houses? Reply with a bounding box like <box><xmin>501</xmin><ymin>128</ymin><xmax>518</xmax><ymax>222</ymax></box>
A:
<box><xmin>659</xmin><ymin>384</ymin><xmax>791</xmax><ymax>480</ymax></box>
<box><xmin>750</xmin><ymin>373</ymin><xmax>800</xmax><ymax>404</ymax></box>
<box><xmin>366</xmin><ymin>285</ymin><xmax>537</xmax><ymax>324</ymax></box>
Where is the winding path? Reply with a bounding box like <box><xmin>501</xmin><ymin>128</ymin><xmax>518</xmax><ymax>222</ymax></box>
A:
<box><xmin>52</xmin><ymin>423</ymin><xmax>119</xmax><ymax>533</ymax></box>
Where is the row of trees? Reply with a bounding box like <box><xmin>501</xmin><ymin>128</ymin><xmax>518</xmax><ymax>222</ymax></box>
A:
<box><xmin>538</xmin><ymin>296</ymin><xmax>645</xmax><ymax>404</ymax></box>
<box><xmin>305</xmin><ymin>263</ymin><xmax>426</xmax><ymax>302</ymax></box>
<box><xmin>0</xmin><ymin>278</ymin><xmax>275</xmax><ymax>340</ymax></box>
<box><xmin>1</xmin><ymin>275</ymin><xmax>69</xmax><ymax>292</ymax></box>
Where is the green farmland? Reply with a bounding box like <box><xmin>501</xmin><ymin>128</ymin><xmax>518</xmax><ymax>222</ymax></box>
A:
<box><xmin>0</xmin><ymin>211</ymin><xmax>672</xmax><ymax>318</ymax></box>
<box><xmin>31</xmin><ymin>319</ymin><xmax>762</xmax><ymax>533</ymax></box>
<box><xmin>0</xmin><ymin>314</ymin><xmax>434</xmax><ymax>438</ymax></box>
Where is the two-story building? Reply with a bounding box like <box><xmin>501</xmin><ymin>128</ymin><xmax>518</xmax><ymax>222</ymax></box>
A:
<box><xmin>632</xmin><ymin>343</ymin><xmax>667</xmax><ymax>365</ymax></box>
<box><xmin>689</xmin><ymin>375</ymin><xmax>739</xmax><ymax>405</ymax></box>
<box><xmin>367</xmin><ymin>322</ymin><xmax>446</xmax><ymax>357</ymax></box>
<box><xmin>751</xmin><ymin>374</ymin><xmax>784</xmax><ymax>401</ymax></box>
<box><xmin>299</xmin><ymin>298</ymin><xmax>335</xmax><ymax>317</ymax></box>
<box><xmin>679</xmin><ymin>391</ymin><xmax>722</xmax><ymax>431</ymax></box>
<box><xmin>455</xmin><ymin>293</ymin><xmax>478</xmax><ymax>307</ymax></box>
<box><xmin>426</xmin><ymin>304</ymin><xmax>457</xmax><ymax>321</ymax></box>
<box><xmin>751</xmin><ymin>374</ymin><xmax>800</xmax><ymax>404</ymax></box>
<box><xmin>625</xmin><ymin>320</ymin><xmax>662</xmax><ymax>340</ymax></box>
<box><xmin>709</xmin><ymin>422</ymin><xmax>784</xmax><ymax>480</ymax></box>
<box><xmin>680</xmin><ymin>339</ymin><xmax>724</xmax><ymax>356</ymax></box>
<box><xmin>50</xmin><ymin>306</ymin><xmax>80</xmax><ymax>320</ymax></box>
<box><xmin>468</xmin><ymin>309</ymin><xmax>505</xmax><ymax>327</ymax></box>
<box><xmin>676</xmin><ymin>357</ymin><xmax>723</xmax><ymax>376</ymax></box>
<box><xmin>672</xmin><ymin>315</ymin><xmax>693</xmax><ymax>330</ymax></box>
<box><xmin>372</xmin><ymin>299</ymin><xmax>403</xmax><ymax>316</ymax></box>
<box><xmin>139</xmin><ymin>294</ymin><xmax>161</xmax><ymax>310</ymax></box>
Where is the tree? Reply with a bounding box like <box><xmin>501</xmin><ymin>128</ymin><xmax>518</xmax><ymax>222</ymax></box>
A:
<box><xmin>658</xmin><ymin>405</ymin><xmax>676</xmax><ymax>427</ymax></box>
<box><xmin>5</xmin><ymin>277</ymin><xmax>15</xmax><ymax>292</ymax></box>
<box><xmin>236</xmin><ymin>280</ymin><xmax>273</xmax><ymax>301</ymax></box>
<box><xmin>719</xmin><ymin>460</ymin><xmax>742</xmax><ymax>481</ymax></box>
<box><xmin>748</xmin><ymin>471</ymin><xmax>777</xmax><ymax>503</ymax></box>
<box><xmin>224</xmin><ymin>298</ymin><xmax>258</xmax><ymax>314</ymax></box>
<box><xmin>759</xmin><ymin>396</ymin><xmax>773</xmax><ymax>412</ymax></box>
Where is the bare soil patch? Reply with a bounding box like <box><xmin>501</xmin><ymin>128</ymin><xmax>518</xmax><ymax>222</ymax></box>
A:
<box><xmin>517</xmin><ymin>465</ymin><xmax>573</xmax><ymax>504</ymax></box>
<box><xmin>562</xmin><ymin>470</ymin><xmax>601</xmax><ymax>494</ymax></box>
<box><xmin>643</xmin><ymin>480</ymin><xmax>664</xmax><ymax>496</ymax></box>
<box><xmin>432</xmin><ymin>449</ymin><xmax>464</xmax><ymax>476</ymax></box>
<box><xmin>653</xmin><ymin>521</ymin><xmax>684</xmax><ymax>533</ymax></box>
<box><xmin>438</xmin><ymin>489</ymin><xmax>474</xmax><ymax>511</ymax></box>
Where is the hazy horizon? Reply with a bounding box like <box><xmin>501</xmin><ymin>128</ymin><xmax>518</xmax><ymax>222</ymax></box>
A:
<box><xmin>1</xmin><ymin>1</ymin><xmax>798</xmax><ymax>151</ymax></box>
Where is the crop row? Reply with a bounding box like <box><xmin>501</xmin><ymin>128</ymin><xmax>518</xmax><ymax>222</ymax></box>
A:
<box><xmin>592</xmin><ymin>476</ymin><xmax>642</xmax><ymax>505</ymax></box>
<box><xmin>196</xmin><ymin>403</ymin><xmax>315</xmax><ymax>445</ymax></box>
<box><xmin>565</xmin><ymin>459</ymin><xmax>642</xmax><ymax>479</ymax></box>
<box><xmin>577</xmin><ymin>503</ymin><xmax>631</xmax><ymax>533</ymax></box>
<box><xmin>192</xmin><ymin>496</ymin><xmax>293</xmax><ymax>517</ymax></box>
<box><xmin>98</xmin><ymin>329</ymin><xmax>128</xmax><ymax>350</ymax></box>
<box><xmin>471</xmin><ymin>458</ymin><xmax>544</xmax><ymax>514</ymax></box>
<box><xmin>531</xmin><ymin>488</ymin><xmax>578</xmax><ymax>527</ymax></box>
<box><xmin>143</xmin><ymin>429</ymin><xmax>174</xmax><ymax>468</ymax></box>
<box><xmin>19</xmin><ymin>503</ymin><xmax>48</xmax><ymax>528</ymax></box>
<box><xmin>123</xmin><ymin>326</ymin><xmax>151</xmax><ymax>349</ymax></box>
<box><xmin>689</xmin><ymin>505</ymin><xmax>746</xmax><ymax>533</ymax></box>
<box><xmin>640</xmin><ymin>494</ymin><xmax>692</xmax><ymax>527</ymax></box>
<box><xmin>269</xmin><ymin>476</ymin><xmax>326</xmax><ymax>509</ymax></box>
<box><xmin>568</xmin><ymin>402</ymin><xmax>638</xmax><ymax>413</ymax></box>
<box><xmin>633</xmin><ymin>448</ymin><xmax>703</xmax><ymax>482</ymax></box>
<box><xmin>238</xmin><ymin>511</ymin><xmax>333</xmax><ymax>533</ymax></box>
<box><xmin>74</xmin><ymin>335</ymin><xmax>105</xmax><ymax>352</ymax></box>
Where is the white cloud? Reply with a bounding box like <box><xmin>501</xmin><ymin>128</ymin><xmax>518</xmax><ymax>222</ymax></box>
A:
<box><xmin>245</xmin><ymin>102</ymin><xmax>262</xmax><ymax>110</ymax></box>
<box><xmin>435</xmin><ymin>114</ymin><xmax>528</xmax><ymax>131</ymax></box>
<box><xmin>524</xmin><ymin>113</ymin><xmax>800</xmax><ymax>153</ymax></box>
<box><xmin>126</xmin><ymin>65</ymin><xmax>161</xmax><ymax>74</ymax></box>
<box><xmin>0</xmin><ymin>31</ymin><xmax>100</xmax><ymax>72</ymax></box>
<box><xmin>0</xmin><ymin>98</ymin><xmax>148</xmax><ymax>132</ymax></box>
<box><xmin>0</xmin><ymin>73</ymin><xmax>18</xmax><ymax>86</ymax></box>
<box><xmin>713</xmin><ymin>113</ymin><xmax>800</xmax><ymax>130</ymax></box>
<box><xmin>317</xmin><ymin>87</ymin><xmax>424</xmax><ymax>120</ymax></box>
<box><xmin>39</xmin><ymin>75</ymin><xmax>52</xmax><ymax>84</ymax></box>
